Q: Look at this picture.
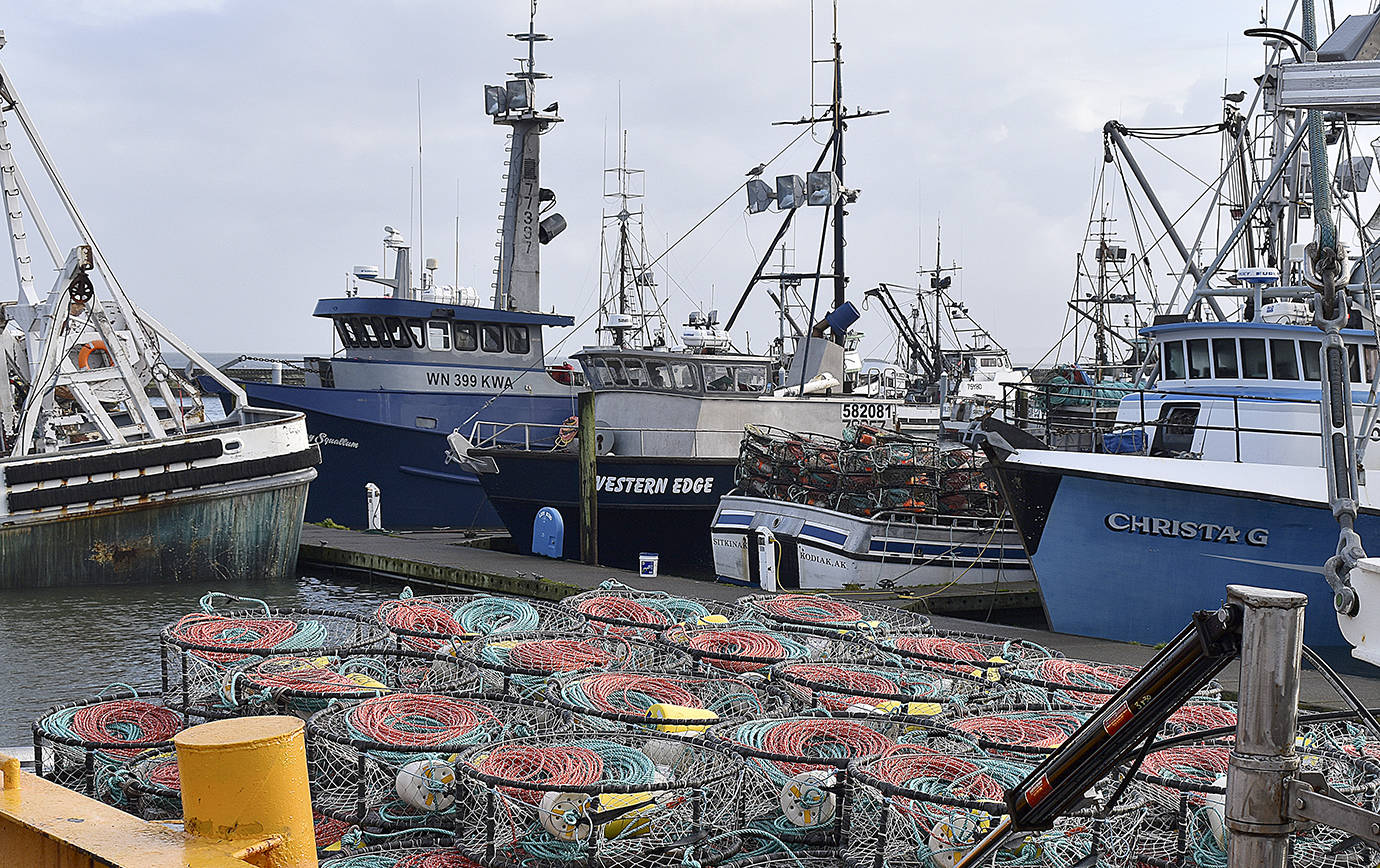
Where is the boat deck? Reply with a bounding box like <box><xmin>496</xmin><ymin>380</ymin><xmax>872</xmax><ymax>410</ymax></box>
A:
<box><xmin>297</xmin><ymin>522</ymin><xmax>1380</xmax><ymax>709</ymax></box>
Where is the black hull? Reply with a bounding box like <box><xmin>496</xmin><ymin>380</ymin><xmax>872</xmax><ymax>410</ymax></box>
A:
<box><xmin>474</xmin><ymin>449</ymin><xmax>736</xmax><ymax>575</ymax></box>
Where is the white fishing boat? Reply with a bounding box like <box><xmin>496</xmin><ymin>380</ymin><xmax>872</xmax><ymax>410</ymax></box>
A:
<box><xmin>0</xmin><ymin>34</ymin><xmax>317</xmax><ymax>586</ymax></box>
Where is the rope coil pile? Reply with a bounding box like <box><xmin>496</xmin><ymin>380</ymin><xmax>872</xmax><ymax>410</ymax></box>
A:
<box><xmin>736</xmin><ymin>593</ymin><xmax>930</xmax><ymax>637</ymax></box>
<box><xmin>376</xmin><ymin>592</ymin><xmax>580</xmax><ymax>652</ymax></box>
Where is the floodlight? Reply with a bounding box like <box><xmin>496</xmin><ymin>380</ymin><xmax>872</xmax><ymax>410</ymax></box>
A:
<box><xmin>484</xmin><ymin>85</ymin><xmax>507</xmax><ymax>115</ymax></box>
<box><xmin>775</xmin><ymin>175</ymin><xmax>806</xmax><ymax>210</ymax></box>
<box><xmin>806</xmin><ymin>171</ymin><xmax>839</xmax><ymax>206</ymax></box>
<box><xmin>506</xmin><ymin>80</ymin><xmax>533</xmax><ymax>112</ymax></box>
<box><xmin>746</xmin><ymin>178</ymin><xmax>775</xmax><ymax>213</ymax></box>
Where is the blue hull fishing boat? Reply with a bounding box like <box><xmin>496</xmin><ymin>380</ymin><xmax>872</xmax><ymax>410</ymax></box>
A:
<box><xmin>208</xmin><ymin>10</ymin><xmax>578</xmax><ymax>529</ymax></box>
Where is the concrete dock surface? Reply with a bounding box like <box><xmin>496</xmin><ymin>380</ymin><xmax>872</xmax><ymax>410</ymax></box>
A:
<box><xmin>298</xmin><ymin>522</ymin><xmax>1380</xmax><ymax>711</ymax></box>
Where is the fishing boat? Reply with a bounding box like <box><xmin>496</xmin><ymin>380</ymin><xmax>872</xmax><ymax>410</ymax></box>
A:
<box><xmin>710</xmin><ymin>425</ymin><xmax>1029</xmax><ymax>590</ymax></box>
<box><xmin>0</xmin><ymin>35</ymin><xmax>318</xmax><ymax>587</ymax></box>
<box><xmin>461</xmin><ymin>25</ymin><xmax>908</xmax><ymax>573</ymax></box>
<box><xmin>977</xmin><ymin>8</ymin><xmax>1380</xmax><ymax>652</ymax></box>
<box><xmin>204</xmin><ymin>10</ymin><xmax>578</xmax><ymax>529</ymax></box>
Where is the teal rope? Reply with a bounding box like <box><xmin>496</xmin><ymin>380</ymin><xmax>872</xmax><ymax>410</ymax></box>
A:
<box><xmin>454</xmin><ymin>596</ymin><xmax>540</xmax><ymax>635</ymax></box>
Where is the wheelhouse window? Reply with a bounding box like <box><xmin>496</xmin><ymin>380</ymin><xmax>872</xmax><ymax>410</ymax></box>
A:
<box><xmin>1301</xmin><ymin>340</ymin><xmax>1322</xmax><ymax>381</ymax></box>
<box><xmin>1349</xmin><ymin>344</ymin><xmax>1363</xmax><ymax>382</ymax></box>
<box><xmin>480</xmin><ymin>323</ymin><xmax>504</xmax><ymax>353</ymax></box>
<box><xmin>670</xmin><ymin>362</ymin><xmax>699</xmax><ymax>391</ymax></box>
<box><xmin>1240</xmin><ymin>338</ymin><xmax>1268</xmax><ymax>379</ymax></box>
<box><xmin>1162</xmin><ymin>341</ymin><xmax>1186</xmax><ymax>380</ymax></box>
<box><xmin>704</xmin><ymin>364</ymin><xmax>735</xmax><ymax>392</ymax></box>
<box><xmin>335</xmin><ymin>317</ymin><xmax>360</xmax><ymax>348</ymax></box>
<box><xmin>1211</xmin><ymin>338</ymin><xmax>1237</xmax><ymax>378</ymax></box>
<box><xmin>645</xmin><ymin>360</ymin><xmax>672</xmax><ymax>389</ymax></box>
<box><xmin>605</xmin><ymin>358</ymin><xmax>629</xmax><ymax>386</ymax></box>
<box><xmin>426</xmin><ymin>321</ymin><xmax>451</xmax><ymax>351</ymax></box>
<box><xmin>359</xmin><ymin>317</ymin><xmax>384</xmax><ymax>347</ymax></box>
<box><xmin>506</xmin><ymin>325</ymin><xmax>531</xmax><ymax>355</ymax></box>
<box><xmin>384</xmin><ymin>316</ymin><xmax>410</xmax><ymax>348</ymax></box>
<box><xmin>453</xmin><ymin>322</ymin><xmax>478</xmax><ymax>351</ymax></box>
<box><xmin>736</xmin><ymin>365</ymin><xmax>768</xmax><ymax>392</ymax></box>
<box><xmin>1269</xmin><ymin>339</ymin><xmax>1299</xmax><ymax>380</ymax></box>
<box><xmin>622</xmin><ymin>358</ymin><xmax>648</xmax><ymax>387</ymax></box>
<box><xmin>1186</xmin><ymin>339</ymin><xmax>1210</xmax><ymax>379</ymax></box>
<box><xmin>406</xmin><ymin>319</ymin><xmax>426</xmax><ymax>347</ymax></box>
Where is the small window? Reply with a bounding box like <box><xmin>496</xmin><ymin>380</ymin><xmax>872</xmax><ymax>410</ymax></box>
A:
<box><xmin>1186</xmin><ymin>339</ymin><xmax>1211</xmax><ymax>379</ymax></box>
<box><xmin>1269</xmin><ymin>339</ymin><xmax>1299</xmax><ymax>380</ymax></box>
<box><xmin>406</xmin><ymin>319</ymin><xmax>426</xmax><ymax>347</ymax></box>
<box><xmin>1349</xmin><ymin>344</ymin><xmax>1363</xmax><ymax>383</ymax></box>
<box><xmin>1367</xmin><ymin>346</ymin><xmax>1378</xmax><ymax>383</ymax></box>
<box><xmin>1210</xmin><ymin>338</ymin><xmax>1237</xmax><ymax>378</ymax></box>
<box><xmin>645</xmin><ymin>360</ymin><xmax>671</xmax><ymax>389</ymax></box>
<box><xmin>480</xmin><ymin>324</ymin><xmax>504</xmax><ymax>353</ymax></box>
<box><xmin>384</xmin><ymin>316</ymin><xmax>410</xmax><ymax>348</ymax></box>
<box><xmin>587</xmin><ymin>358</ymin><xmax>610</xmax><ymax>387</ymax></box>
<box><xmin>426</xmin><ymin>321</ymin><xmax>451</xmax><ymax>351</ymax></box>
<box><xmin>335</xmin><ymin>318</ymin><xmax>359</xmax><ymax>348</ymax></box>
<box><xmin>670</xmin><ymin>362</ymin><xmax>699</xmax><ymax>391</ymax></box>
<box><xmin>1151</xmin><ymin>403</ymin><xmax>1201</xmax><ymax>457</ymax></box>
<box><xmin>622</xmin><ymin>358</ymin><xmax>647</xmax><ymax>387</ymax></box>
<box><xmin>980</xmin><ymin>357</ymin><xmax>999</xmax><ymax>368</ymax></box>
<box><xmin>605</xmin><ymin>358</ymin><xmax>629</xmax><ymax>386</ymax></box>
<box><xmin>1163</xmin><ymin>341</ymin><xmax>1186</xmax><ymax>380</ymax></box>
<box><xmin>736</xmin><ymin>365</ymin><xmax>767</xmax><ymax>392</ymax></box>
<box><xmin>358</xmin><ymin>317</ymin><xmax>383</xmax><ymax>348</ymax></box>
<box><xmin>704</xmin><ymin>364</ymin><xmax>734</xmax><ymax>392</ymax></box>
<box><xmin>505</xmin><ymin>325</ymin><xmax>530</xmax><ymax>355</ymax></box>
<box><xmin>371</xmin><ymin>316</ymin><xmax>393</xmax><ymax>348</ymax></box>
<box><xmin>453</xmin><ymin>322</ymin><xmax>478</xmax><ymax>351</ymax></box>
<box><xmin>415</xmin><ymin>416</ymin><xmax>437</xmax><ymax>429</ymax></box>
<box><xmin>1301</xmin><ymin>340</ymin><xmax>1322</xmax><ymax>381</ymax></box>
<box><xmin>1240</xmin><ymin>339</ymin><xmax>1269</xmax><ymax>379</ymax></box>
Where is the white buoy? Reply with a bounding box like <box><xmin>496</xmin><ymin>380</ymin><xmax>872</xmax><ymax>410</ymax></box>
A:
<box><xmin>394</xmin><ymin>758</ymin><xmax>456</xmax><ymax>812</ymax></box>
<box><xmin>365</xmin><ymin>482</ymin><xmax>382</xmax><ymax>531</ymax></box>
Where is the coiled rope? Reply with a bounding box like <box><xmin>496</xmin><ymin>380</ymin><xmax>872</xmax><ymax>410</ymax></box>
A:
<box><xmin>42</xmin><ymin>699</ymin><xmax>181</xmax><ymax>758</ymax></box>
<box><xmin>170</xmin><ymin>613</ymin><xmax>328</xmax><ymax>663</ymax></box>
<box><xmin>345</xmin><ymin>694</ymin><xmax>502</xmax><ymax>748</ymax></box>
<box><xmin>777</xmin><ymin>663</ymin><xmax>942</xmax><ymax>711</ymax></box>
<box><xmin>678</xmin><ymin>627</ymin><xmax>813</xmax><ymax>673</ymax></box>
<box><xmin>725</xmin><ymin>718</ymin><xmax>895</xmax><ymax>782</ymax></box>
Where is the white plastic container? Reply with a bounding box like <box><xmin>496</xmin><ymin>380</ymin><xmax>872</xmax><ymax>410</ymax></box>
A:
<box><xmin>639</xmin><ymin>552</ymin><xmax>659</xmax><ymax>578</ymax></box>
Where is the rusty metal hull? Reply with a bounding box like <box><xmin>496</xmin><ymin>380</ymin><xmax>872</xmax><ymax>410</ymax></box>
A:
<box><xmin>0</xmin><ymin>469</ymin><xmax>313</xmax><ymax>588</ymax></box>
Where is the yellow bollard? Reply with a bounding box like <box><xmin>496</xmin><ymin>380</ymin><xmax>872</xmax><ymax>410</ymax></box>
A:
<box><xmin>174</xmin><ymin>715</ymin><xmax>318</xmax><ymax>868</ymax></box>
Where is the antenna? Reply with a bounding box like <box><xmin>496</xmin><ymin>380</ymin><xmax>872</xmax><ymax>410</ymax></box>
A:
<box><xmin>454</xmin><ymin>177</ymin><xmax>461</xmax><ymax>287</ymax></box>
<box><xmin>417</xmin><ymin>80</ymin><xmax>424</xmax><ymax>283</ymax></box>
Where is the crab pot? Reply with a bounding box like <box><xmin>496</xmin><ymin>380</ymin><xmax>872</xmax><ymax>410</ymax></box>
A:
<box><xmin>871</xmin><ymin>628</ymin><xmax>1059</xmax><ymax>683</ymax></box>
<box><xmin>119</xmin><ymin>747</ymin><xmax>183</xmax><ymax>821</ymax></box>
<box><xmin>453</xmin><ymin>730</ymin><xmax>741</xmax><ymax>868</ymax></box>
<box><xmin>769</xmin><ymin>660</ymin><xmax>984</xmax><ymax>721</ymax></box>
<box><xmin>704</xmin><ymin>714</ymin><xmax>901</xmax><ymax>851</ymax></box>
<box><xmin>159</xmin><ymin>606</ymin><xmax>389</xmax><ymax>716</ymax></box>
<box><xmin>1131</xmin><ymin>742</ymin><xmax>1377</xmax><ymax>868</ymax></box>
<box><xmin>845</xmin><ymin>746</ymin><xmax>1146</xmax><ymax>868</ymax></box>
<box><xmin>312</xmin><ymin>841</ymin><xmax>476</xmax><ymax>866</ymax></box>
<box><xmin>222</xmin><ymin>647</ymin><xmax>480</xmax><ymax>718</ymax></box>
<box><xmin>734</xmin><ymin>593</ymin><xmax>931</xmax><ymax>639</ymax></box>
<box><xmin>656</xmin><ymin>623</ymin><xmax>874</xmax><ymax>678</ymax></box>
<box><xmin>32</xmin><ymin>688</ymin><xmax>187</xmax><ymax>806</ymax></box>
<box><xmin>307</xmin><ymin>692</ymin><xmax>570</xmax><ymax>832</ymax></box>
<box><xmin>938</xmin><ymin>707</ymin><xmax>1092</xmax><ymax>760</ymax></box>
<box><xmin>561</xmin><ymin>581</ymin><xmax>742</xmax><ymax>638</ymax></box>
<box><xmin>988</xmin><ymin>657</ymin><xmax>1222</xmax><ymax>710</ymax></box>
<box><xmin>375</xmin><ymin>593</ymin><xmax>585</xmax><ymax>652</ymax></box>
<box><xmin>458</xmin><ymin>631</ymin><xmax>690</xmax><ymax>699</ymax></box>
<box><xmin>546</xmin><ymin>669</ymin><xmax>794</xmax><ymax>733</ymax></box>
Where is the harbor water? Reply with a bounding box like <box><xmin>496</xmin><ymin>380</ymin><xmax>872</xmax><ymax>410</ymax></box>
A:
<box><xmin>0</xmin><ymin>574</ymin><xmax>402</xmax><ymax>746</ymax></box>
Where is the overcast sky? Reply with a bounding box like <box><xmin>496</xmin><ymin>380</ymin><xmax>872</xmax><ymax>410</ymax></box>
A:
<box><xmin>0</xmin><ymin>1</ymin><xmax>1338</xmax><ymax>363</ymax></box>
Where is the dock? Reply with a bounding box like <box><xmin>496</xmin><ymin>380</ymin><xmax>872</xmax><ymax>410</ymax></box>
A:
<box><xmin>297</xmin><ymin>522</ymin><xmax>1380</xmax><ymax>711</ymax></box>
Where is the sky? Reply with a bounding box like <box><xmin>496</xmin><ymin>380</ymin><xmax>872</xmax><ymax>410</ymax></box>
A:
<box><xmin>0</xmin><ymin>1</ymin><xmax>1340</xmax><ymax>364</ymax></box>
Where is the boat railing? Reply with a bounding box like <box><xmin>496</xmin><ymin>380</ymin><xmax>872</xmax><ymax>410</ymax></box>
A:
<box><xmin>996</xmin><ymin>380</ymin><xmax>1380</xmax><ymax>462</ymax></box>
<box><xmin>468</xmin><ymin>419</ymin><xmax>751</xmax><ymax>458</ymax></box>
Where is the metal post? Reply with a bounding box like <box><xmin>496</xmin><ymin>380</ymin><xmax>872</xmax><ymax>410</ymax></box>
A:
<box><xmin>1225</xmin><ymin>584</ymin><xmax>1305</xmax><ymax>868</ymax></box>
<box><xmin>578</xmin><ymin>390</ymin><xmax>598</xmax><ymax>565</ymax></box>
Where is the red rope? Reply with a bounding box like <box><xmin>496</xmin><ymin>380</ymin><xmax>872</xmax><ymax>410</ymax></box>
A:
<box><xmin>396</xmin><ymin>852</ymin><xmax>482</xmax><ymax>868</ymax></box>
<box><xmin>948</xmin><ymin>712</ymin><xmax>1085</xmax><ymax>750</ymax></box>
<box><xmin>242</xmin><ymin>657</ymin><xmax>378</xmax><ymax>694</ymax></box>
<box><xmin>145</xmin><ymin>756</ymin><xmax>181</xmax><ymax>790</ymax></box>
<box><xmin>1167</xmin><ymin>704</ymin><xmax>1237</xmax><ymax>732</ymax></box>
<box><xmin>470</xmin><ymin>744</ymin><xmax>603</xmax><ymax>804</ymax></box>
<box><xmin>69</xmin><ymin>700</ymin><xmax>181</xmax><ymax>758</ymax></box>
<box><xmin>753</xmin><ymin>594</ymin><xmax>864</xmax><ymax>626</ymax></box>
<box><xmin>376</xmin><ymin>600</ymin><xmax>464</xmax><ymax>651</ymax></box>
<box><xmin>170</xmin><ymin>613</ymin><xmax>302</xmax><ymax>663</ymax></box>
<box><xmin>779</xmin><ymin>664</ymin><xmax>901</xmax><ymax>710</ymax></box>
<box><xmin>730</xmin><ymin>718</ymin><xmax>894</xmax><ymax>778</ymax></box>
<box><xmin>312</xmin><ymin>812</ymin><xmax>351</xmax><ymax>848</ymax></box>
<box><xmin>345</xmin><ymin>694</ymin><xmax>501</xmax><ymax>747</ymax></box>
<box><xmin>507</xmin><ymin>638</ymin><xmax>614</xmax><ymax>673</ymax></box>
<box><xmin>1030</xmin><ymin>659</ymin><xmax>1136</xmax><ymax>706</ymax></box>
<box><xmin>576</xmin><ymin>596</ymin><xmax>669</xmax><ymax>630</ymax></box>
<box><xmin>1139</xmin><ymin>745</ymin><xmax>1229</xmax><ymax>804</ymax></box>
<box><xmin>683</xmin><ymin>629</ymin><xmax>786</xmax><ymax>673</ymax></box>
<box><xmin>575</xmin><ymin>672</ymin><xmax>700</xmax><ymax>714</ymax></box>
<box><xmin>892</xmin><ymin>635</ymin><xmax>1001</xmax><ymax>674</ymax></box>
<box><xmin>868</xmin><ymin>745</ymin><xmax>1006</xmax><ymax>802</ymax></box>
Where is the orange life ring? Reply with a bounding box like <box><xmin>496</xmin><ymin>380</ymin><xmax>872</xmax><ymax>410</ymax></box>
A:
<box><xmin>76</xmin><ymin>341</ymin><xmax>112</xmax><ymax>369</ymax></box>
<box><xmin>555</xmin><ymin>415</ymin><xmax>579</xmax><ymax>448</ymax></box>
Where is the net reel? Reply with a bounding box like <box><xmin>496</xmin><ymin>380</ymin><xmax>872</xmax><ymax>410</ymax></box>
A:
<box><xmin>453</xmin><ymin>731</ymin><xmax>741</xmax><ymax>868</ymax></box>
<box><xmin>561</xmin><ymin>581</ymin><xmax>741</xmax><ymax>638</ymax></box>
<box><xmin>160</xmin><ymin>604</ymin><xmax>389</xmax><ymax>716</ymax></box>
<box><xmin>308</xmin><ymin>692</ymin><xmax>570</xmax><ymax>832</ymax></box>
<box><xmin>376</xmin><ymin>592</ymin><xmax>584</xmax><ymax>653</ymax></box>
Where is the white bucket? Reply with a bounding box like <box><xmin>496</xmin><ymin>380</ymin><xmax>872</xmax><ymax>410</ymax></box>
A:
<box><xmin>639</xmin><ymin>552</ymin><xmax>659</xmax><ymax>578</ymax></box>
